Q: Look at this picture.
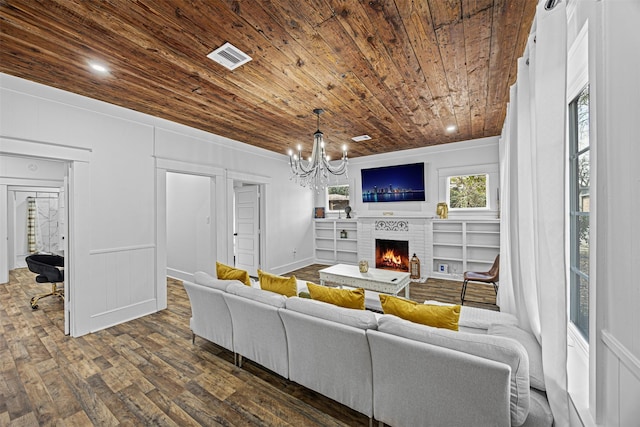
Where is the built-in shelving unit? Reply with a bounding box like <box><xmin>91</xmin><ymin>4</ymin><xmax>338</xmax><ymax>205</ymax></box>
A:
<box><xmin>314</xmin><ymin>219</ymin><xmax>358</xmax><ymax>265</ymax></box>
<box><xmin>431</xmin><ymin>219</ymin><xmax>500</xmax><ymax>280</ymax></box>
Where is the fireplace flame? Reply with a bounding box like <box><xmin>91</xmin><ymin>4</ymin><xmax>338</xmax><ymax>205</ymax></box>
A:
<box><xmin>381</xmin><ymin>249</ymin><xmax>403</xmax><ymax>268</ymax></box>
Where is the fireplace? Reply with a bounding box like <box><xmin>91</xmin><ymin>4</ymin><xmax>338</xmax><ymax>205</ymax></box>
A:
<box><xmin>375</xmin><ymin>239</ymin><xmax>409</xmax><ymax>272</ymax></box>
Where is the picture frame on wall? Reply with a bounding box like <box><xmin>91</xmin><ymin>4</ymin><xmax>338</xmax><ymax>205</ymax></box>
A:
<box><xmin>314</xmin><ymin>207</ymin><xmax>325</xmax><ymax>218</ymax></box>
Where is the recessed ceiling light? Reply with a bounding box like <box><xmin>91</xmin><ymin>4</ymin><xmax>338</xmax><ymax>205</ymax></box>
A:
<box><xmin>89</xmin><ymin>62</ymin><xmax>109</xmax><ymax>74</ymax></box>
<box><xmin>352</xmin><ymin>135</ymin><xmax>372</xmax><ymax>142</ymax></box>
<box><xmin>446</xmin><ymin>125</ymin><xmax>457</xmax><ymax>133</ymax></box>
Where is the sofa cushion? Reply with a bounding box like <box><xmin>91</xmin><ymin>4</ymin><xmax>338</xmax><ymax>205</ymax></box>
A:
<box><xmin>285</xmin><ymin>297</ymin><xmax>378</xmax><ymax>330</ymax></box>
<box><xmin>377</xmin><ymin>315</ymin><xmax>530</xmax><ymax>426</ymax></box>
<box><xmin>216</xmin><ymin>261</ymin><xmax>251</xmax><ymax>286</ymax></box>
<box><xmin>381</xmin><ymin>295</ymin><xmax>460</xmax><ymax>331</ymax></box>
<box><xmin>193</xmin><ymin>271</ymin><xmax>239</xmax><ymax>291</ymax></box>
<box><xmin>258</xmin><ymin>269</ymin><xmax>298</xmax><ymax>297</ymax></box>
<box><xmin>521</xmin><ymin>388</ymin><xmax>554</xmax><ymax>427</ymax></box>
<box><xmin>489</xmin><ymin>323</ymin><xmax>545</xmax><ymax>392</ymax></box>
<box><xmin>424</xmin><ymin>300</ymin><xmax>519</xmax><ymax>333</ymax></box>
<box><xmin>226</xmin><ymin>282</ymin><xmax>287</xmax><ymax>308</ymax></box>
<box><xmin>307</xmin><ymin>282</ymin><xmax>365</xmax><ymax>310</ymax></box>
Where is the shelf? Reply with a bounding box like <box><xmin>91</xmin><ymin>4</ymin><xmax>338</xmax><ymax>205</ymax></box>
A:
<box><xmin>467</xmin><ymin>258</ymin><xmax>495</xmax><ymax>264</ymax></box>
<box><xmin>433</xmin><ymin>256</ymin><xmax>463</xmax><ymax>262</ymax></box>
<box><xmin>467</xmin><ymin>231</ymin><xmax>500</xmax><ymax>235</ymax></box>
<box><xmin>336</xmin><ymin>249</ymin><xmax>358</xmax><ymax>254</ymax></box>
<box><xmin>314</xmin><ymin>219</ymin><xmax>359</xmax><ymax>264</ymax></box>
<box><xmin>431</xmin><ymin>219</ymin><xmax>500</xmax><ymax>279</ymax></box>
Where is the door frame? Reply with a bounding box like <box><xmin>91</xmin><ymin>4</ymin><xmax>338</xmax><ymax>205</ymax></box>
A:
<box><xmin>0</xmin><ymin>136</ymin><xmax>91</xmax><ymax>336</ymax></box>
<box><xmin>227</xmin><ymin>170</ymin><xmax>270</xmax><ymax>275</ymax></box>
<box><xmin>155</xmin><ymin>159</ymin><xmax>270</xmax><ymax>305</ymax></box>
<box><xmin>155</xmin><ymin>158</ymin><xmax>224</xmax><ymax>309</ymax></box>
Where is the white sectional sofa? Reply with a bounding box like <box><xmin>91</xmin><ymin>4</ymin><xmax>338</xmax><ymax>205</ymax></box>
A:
<box><xmin>183</xmin><ymin>272</ymin><xmax>553</xmax><ymax>427</ymax></box>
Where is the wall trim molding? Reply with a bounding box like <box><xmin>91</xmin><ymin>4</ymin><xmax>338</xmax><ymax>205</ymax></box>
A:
<box><xmin>89</xmin><ymin>244</ymin><xmax>155</xmax><ymax>255</ymax></box>
<box><xmin>0</xmin><ymin>137</ymin><xmax>91</xmax><ymax>162</ymax></box>
<box><xmin>155</xmin><ymin>157</ymin><xmax>224</xmax><ymax>176</ymax></box>
<box><xmin>602</xmin><ymin>329</ymin><xmax>640</xmax><ymax>381</ymax></box>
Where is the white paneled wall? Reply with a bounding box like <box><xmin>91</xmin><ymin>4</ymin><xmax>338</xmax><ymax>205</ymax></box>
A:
<box><xmin>88</xmin><ymin>246</ymin><xmax>156</xmax><ymax>331</ymax></box>
<box><xmin>1</xmin><ymin>72</ymin><xmax>315</xmax><ymax>336</ymax></box>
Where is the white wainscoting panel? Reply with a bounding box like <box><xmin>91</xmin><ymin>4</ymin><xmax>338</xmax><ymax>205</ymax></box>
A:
<box><xmin>89</xmin><ymin>245</ymin><xmax>156</xmax><ymax>332</ymax></box>
<box><xmin>602</xmin><ymin>330</ymin><xmax>640</xmax><ymax>425</ymax></box>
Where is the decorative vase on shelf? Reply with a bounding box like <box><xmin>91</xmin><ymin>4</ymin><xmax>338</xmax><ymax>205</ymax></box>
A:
<box><xmin>359</xmin><ymin>260</ymin><xmax>369</xmax><ymax>273</ymax></box>
<box><xmin>345</xmin><ymin>205</ymin><xmax>352</xmax><ymax>219</ymax></box>
<box><xmin>436</xmin><ymin>202</ymin><xmax>449</xmax><ymax>219</ymax></box>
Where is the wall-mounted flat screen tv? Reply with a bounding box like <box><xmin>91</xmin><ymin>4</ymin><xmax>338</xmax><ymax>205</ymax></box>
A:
<box><xmin>361</xmin><ymin>162</ymin><xmax>425</xmax><ymax>203</ymax></box>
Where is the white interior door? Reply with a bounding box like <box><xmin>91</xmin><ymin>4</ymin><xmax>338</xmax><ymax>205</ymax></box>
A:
<box><xmin>234</xmin><ymin>185</ymin><xmax>260</xmax><ymax>276</ymax></box>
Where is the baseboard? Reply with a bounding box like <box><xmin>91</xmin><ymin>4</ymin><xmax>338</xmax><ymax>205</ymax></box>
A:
<box><xmin>89</xmin><ymin>298</ymin><xmax>157</xmax><ymax>334</ymax></box>
<box><xmin>166</xmin><ymin>267</ymin><xmax>193</xmax><ymax>283</ymax></box>
<box><xmin>268</xmin><ymin>257</ymin><xmax>315</xmax><ymax>276</ymax></box>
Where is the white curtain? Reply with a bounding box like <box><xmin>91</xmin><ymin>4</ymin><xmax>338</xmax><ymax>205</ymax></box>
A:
<box><xmin>498</xmin><ymin>1</ymin><xmax>570</xmax><ymax>425</ymax></box>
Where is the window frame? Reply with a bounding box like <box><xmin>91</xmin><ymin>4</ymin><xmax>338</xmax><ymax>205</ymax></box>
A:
<box><xmin>446</xmin><ymin>173</ymin><xmax>490</xmax><ymax>211</ymax></box>
<box><xmin>326</xmin><ymin>184</ymin><xmax>350</xmax><ymax>212</ymax></box>
<box><xmin>437</xmin><ymin>163</ymin><xmax>499</xmax><ymax>217</ymax></box>
<box><xmin>568</xmin><ymin>84</ymin><xmax>590</xmax><ymax>341</ymax></box>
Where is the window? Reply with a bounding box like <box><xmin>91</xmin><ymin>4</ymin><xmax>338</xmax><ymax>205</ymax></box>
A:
<box><xmin>569</xmin><ymin>85</ymin><xmax>590</xmax><ymax>340</ymax></box>
<box><xmin>447</xmin><ymin>174</ymin><xmax>488</xmax><ymax>209</ymax></box>
<box><xmin>327</xmin><ymin>184</ymin><xmax>350</xmax><ymax>211</ymax></box>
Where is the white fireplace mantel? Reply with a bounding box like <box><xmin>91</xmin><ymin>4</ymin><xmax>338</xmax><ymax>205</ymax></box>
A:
<box><xmin>357</xmin><ymin>216</ymin><xmax>433</xmax><ymax>280</ymax></box>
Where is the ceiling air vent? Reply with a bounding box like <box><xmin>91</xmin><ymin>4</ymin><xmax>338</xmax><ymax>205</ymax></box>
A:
<box><xmin>352</xmin><ymin>135</ymin><xmax>372</xmax><ymax>142</ymax></box>
<box><xmin>207</xmin><ymin>42</ymin><xmax>252</xmax><ymax>70</ymax></box>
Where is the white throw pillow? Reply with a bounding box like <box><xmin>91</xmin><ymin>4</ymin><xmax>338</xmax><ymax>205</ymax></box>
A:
<box><xmin>285</xmin><ymin>297</ymin><xmax>378</xmax><ymax>330</ymax></box>
<box><xmin>226</xmin><ymin>282</ymin><xmax>287</xmax><ymax>308</ymax></box>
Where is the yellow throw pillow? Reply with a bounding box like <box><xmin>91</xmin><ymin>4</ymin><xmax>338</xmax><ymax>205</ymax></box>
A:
<box><xmin>258</xmin><ymin>270</ymin><xmax>298</xmax><ymax>297</ymax></box>
<box><xmin>379</xmin><ymin>294</ymin><xmax>461</xmax><ymax>331</ymax></box>
<box><xmin>307</xmin><ymin>282</ymin><xmax>365</xmax><ymax>310</ymax></box>
<box><xmin>216</xmin><ymin>262</ymin><xmax>251</xmax><ymax>287</ymax></box>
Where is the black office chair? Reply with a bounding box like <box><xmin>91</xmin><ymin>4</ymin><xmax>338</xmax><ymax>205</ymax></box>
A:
<box><xmin>25</xmin><ymin>254</ymin><xmax>64</xmax><ymax>309</ymax></box>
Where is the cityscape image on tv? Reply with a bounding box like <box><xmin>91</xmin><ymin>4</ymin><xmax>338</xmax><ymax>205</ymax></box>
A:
<box><xmin>361</xmin><ymin>163</ymin><xmax>426</xmax><ymax>203</ymax></box>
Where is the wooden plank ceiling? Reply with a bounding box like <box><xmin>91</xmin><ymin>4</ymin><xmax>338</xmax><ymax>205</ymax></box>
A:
<box><xmin>0</xmin><ymin>0</ymin><xmax>536</xmax><ymax>158</ymax></box>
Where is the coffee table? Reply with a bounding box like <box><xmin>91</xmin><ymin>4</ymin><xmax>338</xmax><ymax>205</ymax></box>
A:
<box><xmin>319</xmin><ymin>263</ymin><xmax>411</xmax><ymax>298</ymax></box>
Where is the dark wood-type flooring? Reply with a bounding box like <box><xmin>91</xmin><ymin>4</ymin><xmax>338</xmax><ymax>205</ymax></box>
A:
<box><xmin>1</xmin><ymin>264</ymin><xmax>498</xmax><ymax>426</ymax></box>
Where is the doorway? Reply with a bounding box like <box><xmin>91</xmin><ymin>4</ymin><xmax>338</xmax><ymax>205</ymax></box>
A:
<box><xmin>1</xmin><ymin>157</ymin><xmax>70</xmax><ymax>335</ymax></box>
<box><xmin>165</xmin><ymin>172</ymin><xmax>214</xmax><ymax>281</ymax></box>
<box><xmin>7</xmin><ymin>187</ymin><xmax>63</xmax><ymax>268</ymax></box>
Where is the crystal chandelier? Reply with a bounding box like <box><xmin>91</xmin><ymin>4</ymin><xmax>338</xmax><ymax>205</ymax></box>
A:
<box><xmin>288</xmin><ymin>109</ymin><xmax>348</xmax><ymax>190</ymax></box>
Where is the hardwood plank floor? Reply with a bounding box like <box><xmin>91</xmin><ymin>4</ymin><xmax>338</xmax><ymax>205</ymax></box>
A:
<box><xmin>1</xmin><ymin>265</ymin><xmax>498</xmax><ymax>426</ymax></box>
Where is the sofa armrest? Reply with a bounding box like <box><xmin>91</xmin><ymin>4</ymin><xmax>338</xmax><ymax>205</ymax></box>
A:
<box><xmin>183</xmin><ymin>281</ymin><xmax>234</xmax><ymax>352</ymax></box>
<box><xmin>367</xmin><ymin>329</ymin><xmax>512</xmax><ymax>427</ymax></box>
